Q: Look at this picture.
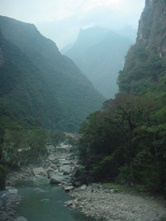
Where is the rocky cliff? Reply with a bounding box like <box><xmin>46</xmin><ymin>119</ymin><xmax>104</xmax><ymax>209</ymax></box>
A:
<box><xmin>118</xmin><ymin>0</ymin><xmax>166</xmax><ymax>96</ymax></box>
<box><xmin>137</xmin><ymin>0</ymin><xmax>166</xmax><ymax>57</ymax></box>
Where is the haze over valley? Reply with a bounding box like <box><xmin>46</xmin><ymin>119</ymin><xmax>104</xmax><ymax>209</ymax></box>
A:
<box><xmin>0</xmin><ymin>1</ymin><xmax>166</xmax><ymax>221</ymax></box>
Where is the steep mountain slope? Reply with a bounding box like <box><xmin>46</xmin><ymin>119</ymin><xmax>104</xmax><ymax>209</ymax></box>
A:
<box><xmin>64</xmin><ymin>27</ymin><xmax>132</xmax><ymax>99</ymax></box>
<box><xmin>0</xmin><ymin>16</ymin><xmax>104</xmax><ymax>131</ymax></box>
<box><xmin>77</xmin><ymin>0</ymin><xmax>166</xmax><ymax>194</ymax></box>
<box><xmin>118</xmin><ymin>0</ymin><xmax>166</xmax><ymax>97</ymax></box>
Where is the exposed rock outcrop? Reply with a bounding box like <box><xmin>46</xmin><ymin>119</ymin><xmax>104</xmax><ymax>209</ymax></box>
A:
<box><xmin>137</xmin><ymin>0</ymin><xmax>166</xmax><ymax>57</ymax></box>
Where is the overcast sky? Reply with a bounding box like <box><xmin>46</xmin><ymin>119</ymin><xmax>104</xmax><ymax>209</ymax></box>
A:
<box><xmin>0</xmin><ymin>0</ymin><xmax>145</xmax><ymax>49</ymax></box>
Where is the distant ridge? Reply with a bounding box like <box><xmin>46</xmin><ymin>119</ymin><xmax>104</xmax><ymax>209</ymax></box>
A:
<box><xmin>64</xmin><ymin>27</ymin><xmax>132</xmax><ymax>98</ymax></box>
<box><xmin>0</xmin><ymin>16</ymin><xmax>104</xmax><ymax>131</ymax></box>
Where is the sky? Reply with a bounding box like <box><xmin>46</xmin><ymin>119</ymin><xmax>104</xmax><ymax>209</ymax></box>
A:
<box><xmin>0</xmin><ymin>0</ymin><xmax>145</xmax><ymax>49</ymax></box>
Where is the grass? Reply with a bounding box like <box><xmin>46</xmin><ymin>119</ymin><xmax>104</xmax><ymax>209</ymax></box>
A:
<box><xmin>102</xmin><ymin>182</ymin><xmax>146</xmax><ymax>195</ymax></box>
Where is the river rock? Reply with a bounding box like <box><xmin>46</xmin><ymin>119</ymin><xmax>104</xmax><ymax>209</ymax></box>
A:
<box><xmin>64</xmin><ymin>200</ymin><xmax>73</xmax><ymax>207</ymax></box>
<box><xmin>80</xmin><ymin>184</ymin><xmax>87</xmax><ymax>190</ymax></box>
<box><xmin>47</xmin><ymin>154</ymin><xmax>59</xmax><ymax>164</ymax></box>
<box><xmin>33</xmin><ymin>167</ymin><xmax>47</xmax><ymax>177</ymax></box>
<box><xmin>14</xmin><ymin>216</ymin><xmax>28</xmax><ymax>221</ymax></box>
<box><xmin>59</xmin><ymin>165</ymin><xmax>71</xmax><ymax>175</ymax></box>
<box><xmin>50</xmin><ymin>174</ymin><xmax>64</xmax><ymax>184</ymax></box>
<box><xmin>6</xmin><ymin>186</ymin><xmax>18</xmax><ymax>194</ymax></box>
<box><xmin>64</xmin><ymin>185</ymin><xmax>74</xmax><ymax>192</ymax></box>
<box><xmin>46</xmin><ymin>168</ymin><xmax>54</xmax><ymax>178</ymax></box>
<box><xmin>58</xmin><ymin>159</ymin><xmax>71</xmax><ymax>165</ymax></box>
<box><xmin>110</xmin><ymin>188</ymin><xmax>118</xmax><ymax>193</ymax></box>
<box><xmin>60</xmin><ymin>174</ymin><xmax>72</xmax><ymax>184</ymax></box>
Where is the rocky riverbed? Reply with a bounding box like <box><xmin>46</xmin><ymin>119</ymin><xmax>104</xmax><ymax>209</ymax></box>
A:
<box><xmin>66</xmin><ymin>183</ymin><xmax>166</xmax><ymax>221</ymax></box>
<box><xmin>1</xmin><ymin>143</ymin><xmax>166</xmax><ymax>221</ymax></box>
<box><xmin>0</xmin><ymin>186</ymin><xmax>22</xmax><ymax>221</ymax></box>
<box><xmin>6</xmin><ymin>143</ymin><xmax>77</xmax><ymax>187</ymax></box>
<box><xmin>0</xmin><ymin>143</ymin><xmax>76</xmax><ymax>221</ymax></box>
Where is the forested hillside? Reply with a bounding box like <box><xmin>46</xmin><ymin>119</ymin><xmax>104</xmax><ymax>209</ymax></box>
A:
<box><xmin>64</xmin><ymin>27</ymin><xmax>132</xmax><ymax>99</ymax></box>
<box><xmin>0</xmin><ymin>17</ymin><xmax>105</xmax><ymax>189</ymax></box>
<box><xmin>0</xmin><ymin>16</ymin><xmax>104</xmax><ymax>132</ymax></box>
<box><xmin>78</xmin><ymin>0</ymin><xmax>166</xmax><ymax>194</ymax></box>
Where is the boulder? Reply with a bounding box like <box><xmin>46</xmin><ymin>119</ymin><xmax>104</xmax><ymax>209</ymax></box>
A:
<box><xmin>50</xmin><ymin>174</ymin><xmax>64</xmax><ymax>184</ymax></box>
<box><xmin>58</xmin><ymin>159</ymin><xmax>71</xmax><ymax>165</ymax></box>
<box><xmin>80</xmin><ymin>184</ymin><xmax>87</xmax><ymax>190</ymax></box>
<box><xmin>63</xmin><ymin>176</ymin><xmax>72</xmax><ymax>184</ymax></box>
<box><xmin>64</xmin><ymin>185</ymin><xmax>74</xmax><ymax>192</ymax></box>
<box><xmin>110</xmin><ymin>188</ymin><xmax>118</xmax><ymax>193</ymax></box>
<box><xmin>32</xmin><ymin>167</ymin><xmax>47</xmax><ymax>177</ymax></box>
<box><xmin>6</xmin><ymin>186</ymin><xmax>18</xmax><ymax>194</ymax></box>
<box><xmin>46</xmin><ymin>168</ymin><xmax>54</xmax><ymax>179</ymax></box>
<box><xmin>59</xmin><ymin>165</ymin><xmax>71</xmax><ymax>175</ymax></box>
<box><xmin>64</xmin><ymin>200</ymin><xmax>73</xmax><ymax>207</ymax></box>
<box><xmin>50</xmin><ymin>164</ymin><xmax>58</xmax><ymax>170</ymax></box>
<box><xmin>47</xmin><ymin>154</ymin><xmax>59</xmax><ymax>164</ymax></box>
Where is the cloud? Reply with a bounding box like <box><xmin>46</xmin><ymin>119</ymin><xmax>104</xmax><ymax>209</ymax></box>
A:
<box><xmin>0</xmin><ymin>0</ymin><xmax>145</xmax><ymax>48</ymax></box>
<box><xmin>0</xmin><ymin>0</ymin><xmax>145</xmax><ymax>24</ymax></box>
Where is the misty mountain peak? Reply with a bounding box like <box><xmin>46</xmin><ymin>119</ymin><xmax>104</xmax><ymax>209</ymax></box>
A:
<box><xmin>65</xmin><ymin>27</ymin><xmax>132</xmax><ymax>98</ymax></box>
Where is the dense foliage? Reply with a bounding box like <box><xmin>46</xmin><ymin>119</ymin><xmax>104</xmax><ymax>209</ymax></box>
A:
<box><xmin>78</xmin><ymin>1</ymin><xmax>166</xmax><ymax>195</ymax></box>
<box><xmin>0</xmin><ymin>16</ymin><xmax>104</xmax><ymax>189</ymax></box>
<box><xmin>0</xmin><ymin>16</ymin><xmax>104</xmax><ymax>132</ymax></box>
<box><xmin>78</xmin><ymin>95</ymin><xmax>166</xmax><ymax>193</ymax></box>
<box><xmin>2</xmin><ymin>127</ymin><xmax>48</xmax><ymax>166</ymax></box>
<box><xmin>0</xmin><ymin>119</ymin><xmax>48</xmax><ymax>190</ymax></box>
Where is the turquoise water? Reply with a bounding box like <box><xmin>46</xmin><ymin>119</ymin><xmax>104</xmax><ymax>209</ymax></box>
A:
<box><xmin>15</xmin><ymin>184</ymin><xmax>95</xmax><ymax>221</ymax></box>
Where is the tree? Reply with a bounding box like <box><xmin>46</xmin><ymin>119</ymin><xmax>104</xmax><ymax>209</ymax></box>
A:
<box><xmin>78</xmin><ymin>95</ymin><xmax>165</xmax><ymax>193</ymax></box>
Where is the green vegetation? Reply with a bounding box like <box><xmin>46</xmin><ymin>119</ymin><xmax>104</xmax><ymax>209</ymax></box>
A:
<box><xmin>49</xmin><ymin>130</ymin><xmax>66</xmax><ymax>147</ymax></box>
<box><xmin>1</xmin><ymin>126</ymin><xmax>48</xmax><ymax>166</ymax></box>
<box><xmin>0</xmin><ymin>16</ymin><xmax>104</xmax><ymax>132</ymax></box>
<box><xmin>77</xmin><ymin>1</ymin><xmax>166</xmax><ymax>196</ymax></box>
<box><xmin>0</xmin><ymin>16</ymin><xmax>104</xmax><ymax>189</ymax></box>
<box><xmin>0</xmin><ymin>123</ymin><xmax>48</xmax><ymax>189</ymax></box>
<box><xmin>78</xmin><ymin>95</ymin><xmax>166</xmax><ymax>194</ymax></box>
<box><xmin>1</xmin><ymin>1</ymin><xmax>166</xmax><ymax>197</ymax></box>
<box><xmin>102</xmin><ymin>182</ymin><xmax>146</xmax><ymax>195</ymax></box>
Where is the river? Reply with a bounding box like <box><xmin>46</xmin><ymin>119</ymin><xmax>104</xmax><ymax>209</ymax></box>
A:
<box><xmin>15</xmin><ymin>183</ymin><xmax>95</xmax><ymax>221</ymax></box>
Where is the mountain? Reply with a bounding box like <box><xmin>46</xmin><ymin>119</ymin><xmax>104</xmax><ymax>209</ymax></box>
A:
<box><xmin>77</xmin><ymin>0</ymin><xmax>166</xmax><ymax>194</ymax></box>
<box><xmin>0</xmin><ymin>16</ymin><xmax>104</xmax><ymax>131</ymax></box>
<box><xmin>114</xmin><ymin>26</ymin><xmax>137</xmax><ymax>43</ymax></box>
<box><xmin>63</xmin><ymin>27</ymin><xmax>132</xmax><ymax>99</ymax></box>
<box><xmin>118</xmin><ymin>0</ymin><xmax>166</xmax><ymax>97</ymax></box>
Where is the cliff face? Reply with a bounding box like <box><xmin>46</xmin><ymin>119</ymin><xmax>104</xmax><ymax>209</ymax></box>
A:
<box><xmin>137</xmin><ymin>0</ymin><xmax>166</xmax><ymax>57</ymax></box>
<box><xmin>118</xmin><ymin>0</ymin><xmax>166</xmax><ymax>96</ymax></box>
